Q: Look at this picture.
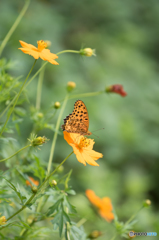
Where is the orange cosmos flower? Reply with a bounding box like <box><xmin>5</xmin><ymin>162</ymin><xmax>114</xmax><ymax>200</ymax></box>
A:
<box><xmin>63</xmin><ymin>131</ymin><xmax>103</xmax><ymax>166</ymax></box>
<box><xmin>85</xmin><ymin>189</ymin><xmax>114</xmax><ymax>222</ymax></box>
<box><xmin>26</xmin><ymin>177</ymin><xmax>39</xmax><ymax>187</ymax></box>
<box><xmin>19</xmin><ymin>40</ymin><xmax>59</xmax><ymax>65</ymax></box>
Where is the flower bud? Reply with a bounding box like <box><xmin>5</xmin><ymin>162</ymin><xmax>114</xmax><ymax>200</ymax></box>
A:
<box><xmin>27</xmin><ymin>216</ymin><xmax>34</xmax><ymax>224</ymax></box>
<box><xmin>54</xmin><ymin>101</ymin><xmax>61</xmax><ymax>109</ymax></box>
<box><xmin>143</xmin><ymin>199</ymin><xmax>151</xmax><ymax>208</ymax></box>
<box><xmin>67</xmin><ymin>81</ymin><xmax>76</xmax><ymax>92</ymax></box>
<box><xmin>37</xmin><ymin>112</ymin><xmax>44</xmax><ymax>119</ymax></box>
<box><xmin>31</xmin><ymin>186</ymin><xmax>38</xmax><ymax>193</ymax></box>
<box><xmin>0</xmin><ymin>216</ymin><xmax>7</xmax><ymax>225</ymax></box>
<box><xmin>51</xmin><ymin>180</ymin><xmax>57</xmax><ymax>186</ymax></box>
<box><xmin>80</xmin><ymin>48</ymin><xmax>96</xmax><ymax>57</ymax></box>
<box><xmin>88</xmin><ymin>230</ymin><xmax>102</xmax><ymax>239</ymax></box>
<box><xmin>29</xmin><ymin>136</ymin><xmax>48</xmax><ymax>147</ymax></box>
<box><xmin>105</xmin><ymin>84</ymin><xmax>127</xmax><ymax>97</ymax></box>
<box><xmin>57</xmin><ymin>165</ymin><xmax>64</xmax><ymax>173</ymax></box>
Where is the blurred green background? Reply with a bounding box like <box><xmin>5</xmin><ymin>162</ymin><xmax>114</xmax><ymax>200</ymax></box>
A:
<box><xmin>0</xmin><ymin>0</ymin><xmax>159</xmax><ymax>239</ymax></box>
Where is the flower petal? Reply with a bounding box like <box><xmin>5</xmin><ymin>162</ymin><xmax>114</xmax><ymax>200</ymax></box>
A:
<box><xmin>81</xmin><ymin>151</ymin><xmax>99</xmax><ymax>166</ymax></box>
<box><xmin>85</xmin><ymin>149</ymin><xmax>103</xmax><ymax>160</ymax></box>
<box><xmin>99</xmin><ymin>209</ymin><xmax>114</xmax><ymax>222</ymax></box>
<box><xmin>102</xmin><ymin>197</ymin><xmax>113</xmax><ymax>211</ymax></box>
<box><xmin>73</xmin><ymin>147</ymin><xmax>86</xmax><ymax>165</ymax></box>
<box><xmin>19</xmin><ymin>48</ymin><xmax>40</xmax><ymax>59</ymax></box>
<box><xmin>85</xmin><ymin>189</ymin><xmax>102</xmax><ymax>208</ymax></box>
<box><xmin>40</xmin><ymin>49</ymin><xmax>59</xmax><ymax>65</ymax></box>
<box><xmin>19</xmin><ymin>40</ymin><xmax>38</xmax><ymax>51</ymax></box>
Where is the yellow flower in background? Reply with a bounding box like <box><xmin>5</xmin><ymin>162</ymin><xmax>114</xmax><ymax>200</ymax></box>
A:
<box><xmin>85</xmin><ymin>189</ymin><xmax>114</xmax><ymax>222</ymax></box>
<box><xmin>19</xmin><ymin>40</ymin><xmax>59</xmax><ymax>65</ymax></box>
<box><xmin>63</xmin><ymin>131</ymin><xmax>103</xmax><ymax>166</ymax></box>
<box><xmin>0</xmin><ymin>215</ymin><xmax>7</xmax><ymax>225</ymax></box>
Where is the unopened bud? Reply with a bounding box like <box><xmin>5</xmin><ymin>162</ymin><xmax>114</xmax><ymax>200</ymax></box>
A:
<box><xmin>143</xmin><ymin>199</ymin><xmax>151</xmax><ymax>207</ymax></box>
<box><xmin>88</xmin><ymin>230</ymin><xmax>102</xmax><ymax>239</ymax></box>
<box><xmin>54</xmin><ymin>101</ymin><xmax>61</xmax><ymax>109</ymax></box>
<box><xmin>80</xmin><ymin>48</ymin><xmax>96</xmax><ymax>57</ymax></box>
<box><xmin>51</xmin><ymin>180</ymin><xmax>57</xmax><ymax>186</ymax></box>
<box><xmin>57</xmin><ymin>165</ymin><xmax>64</xmax><ymax>173</ymax></box>
<box><xmin>37</xmin><ymin>112</ymin><xmax>44</xmax><ymax>119</ymax></box>
<box><xmin>31</xmin><ymin>186</ymin><xmax>38</xmax><ymax>193</ymax></box>
<box><xmin>67</xmin><ymin>81</ymin><xmax>76</xmax><ymax>92</ymax></box>
<box><xmin>30</xmin><ymin>136</ymin><xmax>48</xmax><ymax>146</ymax></box>
<box><xmin>0</xmin><ymin>216</ymin><xmax>7</xmax><ymax>225</ymax></box>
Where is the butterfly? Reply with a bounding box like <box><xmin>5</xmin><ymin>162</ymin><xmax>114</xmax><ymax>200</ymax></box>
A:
<box><xmin>61</xmin><ymin>100</ymin><xmax>92</xmax><ymax>136</ymax></box>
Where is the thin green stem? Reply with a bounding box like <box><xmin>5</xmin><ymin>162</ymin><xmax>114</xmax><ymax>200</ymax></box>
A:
<box><xmin>69</xmin><ymin>91</ymin><xmax>104</xmax><ymax>99</ymax></box>
<box><xmin>36</xmin><ymin>62</ymin><xmax>45</xmax><ymax>110</ymax></box>
<box><xmin>56</xmin><ymin>50</ymin><xmax>80</xmax><ymax>56</ymax></box>
<box><xmin>0</xmin><ymin>0</ymin><xmax>30</xmax><ymax>56</ymax></box>
<box><xmin>6</xmin><ymin>193</ymin><xmax>36</xmax><ymax>222</ymax></box>
<box><xmin>125</xmin><ymin>206</ymin><xmax>143</xmax><ymax>225</ymax></box>
<box><xmin>39</xmin><ymin>151</ymin><xmax>73</xmax><ymax>191</ymax></box>
<box><xmin>110</xmin><ymin>233</ymin><xmax>117</xmax><ymax>240</ymax></box>
<box><xmin>6</xmin><ymin>152</ymin><xmax>73</xmax><ymax>222</ymax></box>
<box><xmin>76</xmin><ymin>218</ymin><xmax>87</xmax><ymax>227</ymax></box>
<box><xmin>19</xmin><ymin>218</ymin><xmax>35</xmax><ymax>237</ymax></box>
<box><xmin>0</xmin><ymin>145</ymin><xmax>30</xmax><ymax>162</ymax></box>
<box><xmin>0</xmin><ymin>60</ymin><xmax>37</xmax><ymax>137</ymax></box>
<box><xmin>0</xmin><ymin>62</ymin><xmax>47</xmax><ymax>120</ymax></box>
<box><xmin>47</xmin><ymin>93</ymin><xmax>69</xmax><ymax>175</ymax></box>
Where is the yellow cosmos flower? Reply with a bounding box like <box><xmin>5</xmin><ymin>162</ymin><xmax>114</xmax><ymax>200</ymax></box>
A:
<box><xmin>63</xmin><ymin>131</ymin><xmax>103</xmax><ymax>166</ymax></box>
<box><xmin>19</xmin><ymin>40</ymin><xmax>59</xmax><ymax>65</ymax></box>
<box><xmin>0</xmin><ymin>215</ymin><xmax>7</xmax><ymax>225</ymax></box>
<box><xmin>86</xmin><ymin>189</ymin><xmax>114</xmax><ymax>222</ymax></box>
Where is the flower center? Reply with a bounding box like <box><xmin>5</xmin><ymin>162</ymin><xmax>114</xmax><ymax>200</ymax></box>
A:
<box><xmin>37</xmin><ymin>40</ymin><xmax>47</xmax><ymax>51</ymax></box>
<box><xmin>78</xmin><ymin>137</ymin><xmax>90</xmax><ymax>148</ymax></box>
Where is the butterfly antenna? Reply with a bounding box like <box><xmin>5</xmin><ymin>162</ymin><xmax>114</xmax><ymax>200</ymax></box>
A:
<box><xmin>92</xmin><ymin>128</ymin><xmax>105</xmax><ymax>132</ymax></box>
<box><xmin>91</xmin><ymin>132</ymin><xmax>99</xmax><ymax>138</ymax></box>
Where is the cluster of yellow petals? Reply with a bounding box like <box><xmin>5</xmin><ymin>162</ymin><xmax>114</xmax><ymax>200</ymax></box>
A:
<box><xmin>63</xmin><ymin>131</ymin><xmax>103</xmax><ymax>166</ymax></box>
<box><xmin>85</xmin><ymin>189</ymin><xmax>114</xmax><ymax>222</ymax></box>
<box><xmin>0</xmin><ymin>215</ymin><xmax>7</xmax><ymax>225</ymax></box>
<box><xmin>26</xmin><ymin>176</ymin><xmax>39</xmax><ymax>187</ymax></box>
<box><xmin>19</xmin><ymin>40</ymin><xmax>59</xmax><ymax>65</ymax></box>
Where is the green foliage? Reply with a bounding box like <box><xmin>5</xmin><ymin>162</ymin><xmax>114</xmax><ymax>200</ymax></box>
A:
<box><xmin>0</xmin><ymin>0</ymin><xmax>159</xmax><ymax>239</ymax></box>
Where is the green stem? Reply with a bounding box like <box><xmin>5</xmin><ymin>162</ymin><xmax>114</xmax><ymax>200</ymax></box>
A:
<box><xmin>110</xmin><ymin>234</ymin><xmax>117</xmax><ymax>240</ymax></box>
<box><xmin>69</xmin><ymin>91</ymin><xmax>104</xmax><ymax>99</ymax></box>
<box><xmin>125</xmin><ymin>206</ymin><xmax>143</xmax><ymax>225</ymax></box>
<box><xmin>0</xmin><ymin>62</ymin><xmax>47</xmax><ymax>120</ymax></box>
<box><xmin>0</xmin><ymin>0</ymin><xmax>30</xmax><ymax>56</ymax></box>
<box><xmin>19</xmin><ymin>218</ymin><xmax>35</xmax><ymax>237</ymax></box>
<box><xmin>36</xmin><ymin>62</ymin><xmax>45</xmax><ymax>110</ymax></box>
<box><xmin>6</xmin><ymin>193</ymin><xmax>36</xmax><ymax>221</ymax></box>
<box><xmin>0</xmin><ymin>145</ymin><xmax>30</xmax><ymax>162</ymax></box>
<box><xmin>56</xmin><ymin>50</ymin><xmax>80</xmax><ymax>56</ymax></box>
<box><xmin>39</xmin><ymin>152</ymin><xmax>73</xmax><ymax>191</ymax></box>
<box><xmin>0</xmin><ymin>60</ymin><xmax>37</xmax><ymax>137</ymax></box>
<box><xmin>6</xmin><ymin>151</ymin><xmax>73</xmax><ymax>222</ymax></box>
<box><xmin>47</xmin><ymin>93</ymin><xmax>69</xmax><ymax>175</ymax></box>
<box><xmin>76</xmin><ymin>218</ymin><xmax>87</xmax><ymax>227</ymax></box>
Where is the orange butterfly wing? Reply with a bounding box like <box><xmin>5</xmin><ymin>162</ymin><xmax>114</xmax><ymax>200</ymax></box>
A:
<box><xmin>61</xmin><ymin>100</ymin><xmax>92</xmax><ymax>136</ymax></box>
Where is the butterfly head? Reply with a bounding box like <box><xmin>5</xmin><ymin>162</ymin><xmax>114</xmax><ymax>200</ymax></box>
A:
<box><xmin>86</xmin><ymin>130</ymin><xmax>92</xmax><ymax>136</ymax></box>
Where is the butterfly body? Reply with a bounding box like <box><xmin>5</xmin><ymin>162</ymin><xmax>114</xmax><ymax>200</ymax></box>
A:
<box><xmin>61</xmin><ymin>100</ymin><xmax>92</xmax><ymax>136</ymax></box>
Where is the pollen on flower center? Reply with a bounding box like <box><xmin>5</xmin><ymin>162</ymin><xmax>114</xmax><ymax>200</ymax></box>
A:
<box><xmin>37</xmin><ymin>40</ymin><xmax>47</xmax><ymax>51</ymax></box>
<box><xmin>78</xmin><ymin>137</ymin><xmax>90</xmax><ymax>148</ymax></box>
